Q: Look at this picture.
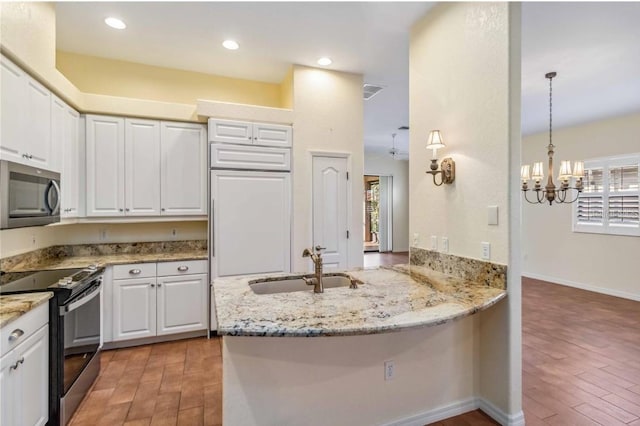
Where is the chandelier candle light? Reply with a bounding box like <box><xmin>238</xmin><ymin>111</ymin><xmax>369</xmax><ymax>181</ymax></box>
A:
<box><xmin>521</xmin><ymin>71</ymin><xmax>584</xmax><ymax>205</ymax></box>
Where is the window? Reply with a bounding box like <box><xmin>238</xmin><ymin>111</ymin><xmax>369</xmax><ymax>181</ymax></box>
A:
<box><xmin>573</xmin><ymin>153</ymin><xmax>640</xmax><ymax>236</ymax></box>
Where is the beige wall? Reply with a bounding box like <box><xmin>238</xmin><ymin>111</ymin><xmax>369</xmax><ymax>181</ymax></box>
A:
<box><xmin>291</xmin><ymin>65</ymin><xmax>364</xmax><ymax>272</ymax></box>
<box><xmin>410</xmin><ymin>2</ymin><xmax>522</xmax><ymax>420</ymax></box>
<box><xmin>364</xmin><ymin>152</ymin><xmax>410</xmax><ymax>252</ymax></box>
<box><xmin>0</xmin><ymin>222</ymin><xmax>207</xmax><ymax>258</ymax></box>
<box><xmin>56</xmin><ymin>51</ymin><xmax>283</xmax><ymax>110</ymax></box>
<box><xmin>522</xmin><ymin>112</ymin><xmax>640</xmax><ymax>300</ymax></box>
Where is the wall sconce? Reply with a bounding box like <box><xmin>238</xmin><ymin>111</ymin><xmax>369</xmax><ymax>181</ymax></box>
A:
<box><xmin>425</xmin><ymin>130</ymin><xmax>455</xmax><ymax>186</ymax></box>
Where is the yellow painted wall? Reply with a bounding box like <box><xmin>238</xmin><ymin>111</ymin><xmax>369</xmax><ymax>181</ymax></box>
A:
<box><xmin>56</xmin><ymin>51</ymin><xmax>283</xmax><ymax>109</ymax></box>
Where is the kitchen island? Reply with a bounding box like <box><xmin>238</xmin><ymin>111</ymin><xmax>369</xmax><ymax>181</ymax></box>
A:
<box><xmin>213</xmin><ymin>264</ymin><xmax>507</xmax><ymax>425</ymax></box>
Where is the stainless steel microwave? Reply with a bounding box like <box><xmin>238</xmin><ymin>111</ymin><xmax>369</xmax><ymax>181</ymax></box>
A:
<box><xmin>0</xmin><ymin>160</ymin><xmax>61</xmax><ymax>229</ymax></box>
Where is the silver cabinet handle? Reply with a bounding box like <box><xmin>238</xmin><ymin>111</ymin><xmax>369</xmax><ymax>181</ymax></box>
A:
<box><xmin>177</xmin><ymin>266</ymin><xmax>189</xmax><ymax>272</ymax></box>
<box><xmin>28</xmin><ymin>154</ymin><xmax>33</xmax><ymax>159</ymax></box>
<box><xmin>125</xmin><ymin>208</ymin><xmax>130</xmax><ymax>212</ymax></box>
<box><xmin>8</xmin><ymin>329</ymin><xmax>24</xmax><ymax>342</ymax></box>
<box><xmin>157</xmin><ymin>283</ymin><xmax>162</xmax><ymax>287</ymax></box>
<box><xmin>9</xmin><ymin>357</ymin><xmax>25</xmax><ymax>371</ymax></box>
<box><xmin>129</xmin><ymin>269</ymin><xmax>141</xmax><ymax>275</ymax></box>
<box><xmin>119</xmin><ymin>208</ymin><xmax>124</xmax><ymax>212</ymax></box>
<box><xmin>161</xmin><ymin>208</ymin><xmax>166</xmax><ymax>212</ymax></box>
<box><xmin>150</xmin><ymin>283</ymin><xmax>155</xmax><ymax>288</ymax></box>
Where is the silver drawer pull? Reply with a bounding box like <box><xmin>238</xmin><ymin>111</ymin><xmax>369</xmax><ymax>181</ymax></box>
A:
<box><xmin>8</xmin><ymin>329</ymin><xmax>24</xmax><ymax>342</ymax></box>
<box><xmin>129</xmin><ymin>269</ymin><xmax>142</xmax><ymax>275</ymax></box>
<box><xmin>177</xmin><ymin>266</ymin><xmax>189</xmax><ymax>272</ymax></box>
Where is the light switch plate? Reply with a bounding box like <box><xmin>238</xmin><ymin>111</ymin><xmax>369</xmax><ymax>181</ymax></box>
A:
<box><xmin>441</xmin><ymin>237</ymin><xmax>449</xmax><ymax>253</ymax></box>
<box><xmin>488</xmin><ymin>205</ymin><xmax>499</xmax><ymax>226</ymax></box>
<box><xmin>430</xmin><ymin>236</ymin><xmax>438</xmax><ymax>250</ymax></box>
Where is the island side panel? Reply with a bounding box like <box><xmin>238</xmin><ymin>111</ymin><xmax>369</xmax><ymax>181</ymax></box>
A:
<box><xmin>222</xmin><ymin>317</ymin><xmax>479</xmax><ymax>426</ymax></box>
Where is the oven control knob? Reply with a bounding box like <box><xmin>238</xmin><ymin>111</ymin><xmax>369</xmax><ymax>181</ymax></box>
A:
<box><xmin>58</xmin><ymin>277</ymin><xmax>73</xmax><ymax>286</ymax></box>
<box><xmin>87</xmin><ymin>264</ymin><xmax>98</xmax><ymax>272</ymax></box>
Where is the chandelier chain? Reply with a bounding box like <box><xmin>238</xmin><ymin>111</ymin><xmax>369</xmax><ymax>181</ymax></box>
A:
<box><xmin>549</xmin><ymin>74</ymin><xmax>553</xmax><ymax>148</ymax></box>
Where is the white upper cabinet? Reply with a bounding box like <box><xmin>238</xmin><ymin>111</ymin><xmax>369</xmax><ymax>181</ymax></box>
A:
<box><xmin>86</xmin><ymin>116</ymin><xmax>206</xmax><ymax>218</ymax></box>
<box><xmin>209</xmin><ymin>119</ymin><xmax>292</xmax><ymax>148</ymax></box>
<box><xmin>160</xmin><ymin>122</ymin><xmax>207</xmax><ymax>215</ymax></box>
<box><xmin>125</xmin><ymin>118</ymin><xmax>161</xmax><ymax>216</ymax></box>
<box><xmin>0</xmin><ymin>55</ymin><xmax>53</xmax><ymax>169</ymax></box>
<box><xmin>52</xmin><ymin>96</ymin><xmax>81</xmax><ymax>218</ymax></box>
<box><xmin>86</xmin><ymin>115</ymin><xmax>125</xmax><ymax>217</ymax></box>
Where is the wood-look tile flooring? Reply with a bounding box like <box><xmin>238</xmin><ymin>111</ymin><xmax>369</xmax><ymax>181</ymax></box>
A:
<box><xmin>70</xmin><ymin>338</ymin><xmax>222</xmax><ymax>426</ymax></box>
<box><xmin>72</xmin><ymin>276</ymin><xmax>640</xmax><ymax>426</ymax></box>
<box><xmin>363</xmin><ymin>251</ymin><xmax>409</xmax><ymax>268</ymax></box>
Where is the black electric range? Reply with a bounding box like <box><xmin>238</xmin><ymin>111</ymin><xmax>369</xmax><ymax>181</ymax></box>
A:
<box><xmin>0</xmin><ymin>266</ymin><xmax>104</xmax><ymax>425</ymax></box>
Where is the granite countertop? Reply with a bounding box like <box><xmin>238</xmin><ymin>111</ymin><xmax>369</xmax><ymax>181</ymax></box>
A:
<box><xmin>6</xmin><ymin>250</ymin><xmax>208</xmax><ymax>272</ymax></box>
<box><xmin>213</xmin><ymin>264</ymin><xmax>507</xmax><ymax>337</ymax></box>
<box><xmin>0</xmin><ymin>292</ymin><xmax>53</xmax><ymax>328</ymax></box>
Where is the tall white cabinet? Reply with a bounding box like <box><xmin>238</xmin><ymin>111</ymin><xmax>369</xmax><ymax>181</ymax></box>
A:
<box><xmin>52</xmin><ymin>95</ymin><xmax>82</xmax><ymax>217</ymax></box>
<box><xmin>85</xmin><ymin>115</ymin><xmax>207</xmax><ymax>217</ymax></box>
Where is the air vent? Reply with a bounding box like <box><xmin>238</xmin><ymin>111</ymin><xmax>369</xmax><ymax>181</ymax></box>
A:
<box><xmin>363</xmin><ymin>84</ymin><xmax>384</xmax><ymax>100</ymax></box>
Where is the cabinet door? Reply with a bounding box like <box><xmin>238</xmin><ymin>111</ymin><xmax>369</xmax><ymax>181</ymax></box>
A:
<box><xmin>62</xmin><ymin>107</ymin><xmax>81</xmax><ymax>218</ymax></box>
<box><xmin>211</xmin><ymin>170</ymin><xmax>291</xmax><ymax>277</ymax></box>
<box><xmin>156</xmin><ymin>273</ymin><xmax>207</xmax><ymax>336</ymax></box>
<box><xmin>160</xmin><ymin>122</ymin><xmax>206</xmax><ymax>215</ymax></box>
<box><xmin>86</xmin><ymin>115</ymin><xmax>125</xmax><ymax>216</ymax></box>
<box><xmin>0</xmin><ymin>55</ymin><xmax>27</xmax><ymax>164</ymax></box>
<box><xmin>208</xmin><ymin>119</ymin><xmax>252</xmax><ymax>145</ymax></box>
<box><xmin>112</xmin><ymin>277</ymin><xmax>156</xmax><ymax>341</ymax></box>
<box><xmin>125</xmin><ymin>118</ymin><xmax>161</xmax><ymax>216</ymax></box>
<box><xmin>0</xmin><ymin>349</ymin><xmax>16</xmax><ymax>426</ymax></box>
<box><xmin>24</xmin><ymin>77</ymin><xmax>52</xmax><ymax>169</ymax></box>
<box><xmin>16</xmin><ymin>325</ymin><xmax>48</xmax><ymax>426</ymax></box>
<box><xmin>252</xmin><ymin>123</ymin><xmax>292</xmax><ymax>147</ymax></box>
<box><xmin>51</xmin><ymin>96</ymin><xmax>66</xmax><ymax>173</ymax></box>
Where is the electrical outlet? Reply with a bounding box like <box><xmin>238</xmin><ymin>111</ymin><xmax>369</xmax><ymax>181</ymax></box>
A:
<box><xmin>481</xmin><ymin>242</ymin><xmax>491</xmax><ymax>260</ymax></box>
<box><xmin>384</xmin><ymin>360</ymin><xmax>395</xmax><ymax>381</ymax></box>
<box><xmin>412</xmin><ymin>233</ymin><xmax>419</xmax><ymax>246</ymax></box>
<box><xmin>31</xmin><ymin>234</ymin><xmax>36</xmax><ymax>247</ymax></box>
<box><xmin>430</xmin><ymin>236</ymin><xmax>438</xmax><ymax>250</ymax></box>
<box><xmin>99</xmin><ymin>229</ymin><xmax>107</xmax><ymax>241</ymax></box>
<box><xmin>441</xmin><ymin>237</ymin><xmax>449</xmax><ymax>253</ymax></box>
<box><xmin>171</xmin><ymin>228</ymin><xmax>177</xmax><ymax>238</ymax></box>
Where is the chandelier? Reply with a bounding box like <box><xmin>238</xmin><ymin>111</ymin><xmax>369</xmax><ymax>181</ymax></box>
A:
<box><xmin>521</xmin><ymin>71</ymin><xmax>584</xmax><ymax>205</ymax></box>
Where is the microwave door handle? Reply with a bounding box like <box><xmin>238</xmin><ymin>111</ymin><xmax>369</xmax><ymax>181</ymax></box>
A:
<box><xmin>60</xmin><ymin>282</ymin><xmax>102</xmax><ymax>316</ymax></box>
<box><xmin>43</xmin><ymin>180</ymin><xmax>54</xmax><ymax>214</ymax></box>
<box><xmin>50</xmin><ymin>180</ymin><xmax>61</xmax><ymax>215</ymax></box>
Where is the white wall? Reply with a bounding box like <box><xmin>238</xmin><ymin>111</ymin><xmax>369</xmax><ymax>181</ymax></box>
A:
<box><xmin>292</xmin><ymin>65</ymin><xmax>364</xmax><ymax>272</ymax></box>
<box><xmin>0</xmin><ymin>222</ymin><xmax>207</xmax><ymax>258</ymax></box>
<box><xmin>410</xmin><ymin>2</ymin><xmax>522</xmax><ymax>421</ymax></box>
<box><xmin>364</xmin><ymin>151</ymin><xmax>410</xmax><ymax>252</ymax></box>
<box><xmin>522</xmin><ymin>111</ymin><xmax>640</xmax><ymax>300</ymax></box>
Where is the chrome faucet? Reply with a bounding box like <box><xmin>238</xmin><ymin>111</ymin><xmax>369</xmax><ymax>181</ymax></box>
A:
<box><xmin>302</xmin><ymin>245</ymin><xmax>326</xmax><ymax>293</ymax></box>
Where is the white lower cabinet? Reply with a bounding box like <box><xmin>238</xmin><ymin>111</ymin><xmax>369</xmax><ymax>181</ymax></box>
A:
<box><xmin>110</xmin><ymin>261</ymin><xmax>208</xmax><ymax>343</ymax></box>
<box><xmin>0</xmin><ymin>304</ymin><xmax>49</xmax><ymax>426</ymax></box>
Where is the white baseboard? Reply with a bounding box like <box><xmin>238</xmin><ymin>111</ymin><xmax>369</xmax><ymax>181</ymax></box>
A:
<box><xmin>382</xmin><ymin>397</ymin><xmax>524</xmax><ymax>426</ymax></box>
<box><xmin>478</xmin><ymin>398</ymin><xmax>525</xmax><ymax>426</ymax></box>
<box><xmin>522</xmin><ymin>272</ymin><xmax>640</xmax><ymax>302</ymax></box>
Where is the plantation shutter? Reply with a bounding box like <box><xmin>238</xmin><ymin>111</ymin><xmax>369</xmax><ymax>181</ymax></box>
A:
<box><xmin>575</xmin><ymin>168</ymin><xmax>604</xmax><ymax>227</ymax></box>
<box><xmin>608</xmin><ymin>164</ymin><xmax>639</xmax><ymax>228</ymax></box>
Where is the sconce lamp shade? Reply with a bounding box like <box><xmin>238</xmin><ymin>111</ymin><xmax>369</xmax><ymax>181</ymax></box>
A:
<box><xmin>558</xmin><ymin>160</ymin><xmax>572</xmax><ymax>181</ymax></box>
<box><xmin>426</xmin><ymin>130</ymin><xmax>445</xmax><ymax>152</ymax></box>
<box><xmin>572</xmin><ymin>161</ymin><xmax>584</xmax><ymax>178</ymax></box>
<box><xmin>521</xmin><ymin>165</ymin><xmax>531</xmax><ymax>182</ymax></box>
<box><xmin>531</xmin><ymin>162</ymin><xmax>544</xmax><ymax>181</ymax></box>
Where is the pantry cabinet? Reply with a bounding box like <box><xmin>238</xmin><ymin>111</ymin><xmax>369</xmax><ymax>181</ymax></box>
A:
<box><xmin>0</xmin><ymin>304</ymin><xmax>49</xmax><ymax>426</ymax></box>
<box><xmin>209</xmin><ymin>118</ymin><xmax>291</xmax><ymax>147</ymax></box>
<box><xmin>110</xmin><ymin>261</ymin><xmax>208</xmax><ymax>343</ymax></box>
<box><xmin>52</xmin><ymin>95</ymin><xmax>82</xmax><ymax>218</ymax></box>
<box><xmin>85</xmin><ymin>115</ymin><xmax>206</xmax><ymax>217</ymax></box>
<box><xmin>0</xmin><ymin>55</ymin><xmax>53</xmax><ymax>170</ymax></box>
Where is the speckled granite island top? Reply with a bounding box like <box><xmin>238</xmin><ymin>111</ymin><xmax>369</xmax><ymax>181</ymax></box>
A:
<box><xmin>213</xmin><ymin>264</ymin><xmax>507</xmax><ymax>337</ymax></box>
<box><xmin>0</xmin><ymin>292</ymin><xmax>52</xmax><ymax>328</ymax></box>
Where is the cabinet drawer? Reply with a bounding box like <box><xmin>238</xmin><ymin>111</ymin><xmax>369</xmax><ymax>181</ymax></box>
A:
<box><xmin>210</xmin><ymin>143</ymin><xmax>290</xmax><ymax>171</ymax></box>
<box><xmin>113</xmin><ymin>263</ymin><xmax>157</xmax><ymax>280</ymax></box>
<box><xmin>157</xmin><ymin>260</ymin><xmax>207</xmax><ymax>277</ymax></box>
<box><xmin>1</xmin><ymin>301</ymin><xmax>48</xmax><ymax>357</ymax></box>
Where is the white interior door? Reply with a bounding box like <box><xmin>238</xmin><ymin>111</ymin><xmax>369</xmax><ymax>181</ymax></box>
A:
<box><xmin>312</xmin><ymin>156</ymin><xmax>348</xmax><ymax>270</ymax></box>
<box><xmin>211</xmin><ymin>170</ymin><xmax>291</xmax><ymax>277</ymax></box>
<box><xmin>378</xmin><ymin>176</ymin><xmax>393</xmax><ymax>252</ymax></box>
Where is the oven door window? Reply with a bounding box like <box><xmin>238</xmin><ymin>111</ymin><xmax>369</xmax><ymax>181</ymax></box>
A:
<box><xmin>63</xmin><ymin>289</ymin><xmax>101</xmax><ymax>393</ymax></box>
<box><xmin>9</xmin><ymin>171</ymin><xmax>60</xmax><ymax>217</ymax></box>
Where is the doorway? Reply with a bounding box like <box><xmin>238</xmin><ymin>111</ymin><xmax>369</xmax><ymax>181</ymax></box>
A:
<box><xmin>363</xmin><ymin>175</ymin><xmax>392</xmax><ymax>253</ymax></box>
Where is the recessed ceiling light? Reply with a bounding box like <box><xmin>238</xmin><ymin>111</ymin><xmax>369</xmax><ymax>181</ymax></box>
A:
<box><xmin>222</xmin><ymin>40</ymin><xmax>240</xmax><ymax>50</ymax></box>
<box><xmin>104</xmin><ymin>17</ymin><xmax>126</xmax><ymax>30</ymax></box>
<box><xmin>317</xmin><ymin>57</ymin><xmax>332</xmax><ymax>66</ymax></box>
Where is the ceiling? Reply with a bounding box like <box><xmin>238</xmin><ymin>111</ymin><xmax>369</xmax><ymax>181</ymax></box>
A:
<box><xmin>55</xmin><ymin>2</ymin><xmax>640</xmax><ymax>155</ymax></box>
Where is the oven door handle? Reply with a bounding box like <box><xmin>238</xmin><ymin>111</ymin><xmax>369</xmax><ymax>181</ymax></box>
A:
<box><xmin>60</xmin><ymin>282</ymin><xmax>102</xmax><ymax>316</ymax></box>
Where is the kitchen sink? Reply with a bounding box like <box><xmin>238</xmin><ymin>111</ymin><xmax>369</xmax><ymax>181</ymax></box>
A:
<box><xmin>249</xmin><ymin>273</ymin><xmax>357</xmax><ymax>295</ymax></box>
